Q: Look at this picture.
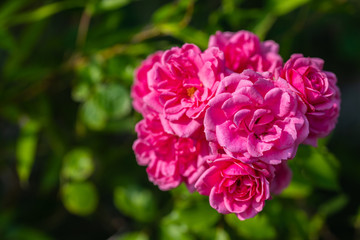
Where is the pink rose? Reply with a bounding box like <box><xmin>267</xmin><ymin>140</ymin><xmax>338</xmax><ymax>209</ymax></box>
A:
<box><xmin>195</xmin><ymin>154</ymin><xmax>274</xmax><ymax>220</ymax></box>
<box><xmin>133</xmin><ymin>114</ymin><xmax>209</xmax><ymax>191</ymax></box>
<box><xmin>131</xmin><ymin>51</ymin><xmax>163</xmax><ymax>115</ymax></box>
<box><xmin>209</xmin><ymin>30</ymin><xmax>283</xmax><ymax>75</ymax></box>
<box><xmin>270</xmin><ymin>161</ymin><xmax>292</xmax><ymax>195</ymax></box>
<box><xmin>143</xmin><ymin>44</ymin><xmax>226</xmax><ymax>138</ymax></box>
<box><xmin>204</xmin><ymin>70</ymin><xmax>309</xmax><ymax>164</ymax></box>
<box><xmin>280</xmin><ymin>54</ymin><xmax>341</xmax><ymax>146</ymax></box>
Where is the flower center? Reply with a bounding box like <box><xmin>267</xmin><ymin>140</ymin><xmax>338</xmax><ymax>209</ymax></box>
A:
<box><xmin>187</xmin><ymin>87</ymin><xmax>196</xmax><ymax>97</ymax></box>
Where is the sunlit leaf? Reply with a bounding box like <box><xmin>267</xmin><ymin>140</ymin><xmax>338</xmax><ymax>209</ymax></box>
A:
<box><xmin>280</xmin><ymin>180</ymin><xmax>313</xmax><ymax>199</ymax></box>
<box><xmin>97</xmin><ymin>0</ymin><xmax>132</xmax><ymax>11</ymax></box>
<box><xmin>62</xmin><ymin>148</ymin><xmax>94</xmax><ymax>181</ymax></box>
<box><xmin>214</xmin><ymin>228</ymin><xmax>230</xmax><ymax>240</ymax></box>
<box><xmin>62</xmin><ymin>182</ymin><xmax>98</xmax><ymax>216</ymax></box>
<box><xmin>267</xmin><ymin>0</ymin><xmax>309</xmax><ymax>16</ymax></box>
<box><xmin>16</xmin><ymin>117</ymin><xmax>41</xmax><ymax>185</ymax></box>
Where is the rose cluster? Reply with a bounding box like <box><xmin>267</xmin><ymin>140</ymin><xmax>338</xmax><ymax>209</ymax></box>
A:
<box><xmin>131</xmin><ymin>30</ymin><xmax>341</xmax><ymax>220</ymax></box>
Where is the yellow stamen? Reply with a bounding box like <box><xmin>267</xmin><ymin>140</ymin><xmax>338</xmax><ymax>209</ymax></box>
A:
<box><xmin>187</xmin><ymin>87</ymin><xmax>196</xmax><ymax>97</ymax></box>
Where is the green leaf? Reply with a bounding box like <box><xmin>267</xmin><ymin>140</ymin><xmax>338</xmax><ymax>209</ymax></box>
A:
<box><xmin>267</xmin><ymin>0</ymin><xmax>309</xmax><ymax>16</ymax></box>
<box><xmin>97</xmin><ymin>0</ymin><xmax>132</xmax><ymax>11</ymax></box>
<box><xmin>252</xmin><ymin>13</ymin><xmax>277</xmax><ymax>40</ymax></box>
<box><xmin>214</xmin><ymin>228</ymin><xmax>230</xmax><ymax>240</ymax></box>
<box><xmin>62</xmin><ymin>182</ymin><xmax>98</xmax><ymax>216</ymax></box>
<box><xmin>5</xmin><ymin>226</ymin><xmax>53</xmax><ymax>240</ymax></box>
<box><xmin>174</xmin><ymin>201</ymin><xmax>220</xmax><ymax>233</ymax></box>
<box><xmin>115</xmin><ymin>232</ymin><xmax>149</xmax><ymax>240</ymax></box>
<box><xmin>318</xmin><ymin>194</ymin><xmax>348</xmax><ymax>217</ymax></box>
<box><xmin>225</xmin><ymin>213</ymin><xmax>276</xmax><ymax>239</ymax></box>
<box><xmin>0</xmin><ymin>0</ymin><xmax>28</xmax><ymax>21</ymax></box>
<box><xmin>156</xmin><ymin>23</ymin><xmax>209</xmax><ymax>49</ymax></box>
<box><xmin>114</xmin><ymin>185</ymin><xmax>157</xmax><ymax>222</ymax></box>
<box><xmin>62</xmin><ymin>148</ymin><xmax>94</xmax><ymax>181</ymax></box>
<box><xmin>0</xmin><ymin>27</ymin><xmax>17</xmax><ymax>52</ymax></box>
<box><xmin>7</xmin><ymin>1</ymin><xmax>85</xmax><ymax>26</ymax></box>
<box><xmin>95</xmin><ymin>83</ymin><xmax>131</xmax><ymax>119</ymax></box>
<box><xmin>16</xmin><ymin>117</ymin><xmax>41</xmax><ymax>185</ymax></box>
<box><xmin>152</xmin><ymin>0</ymin><xmax>193</xmax><ymax>24</ymax></box>
<box><xmin>160</xmin><ymin>223</ymin><xmax>194</xmax><ymax>240</ymax></box>
<box><xmin>72</xmin><ymin>83</ymin><xmax>91</xmax><ymax>102</ymax></box>
<box><xmin>78</xmin><ymin>59</ymin><xmax>103</xmax><ymax>84</ymax></box>
<box><xmin>80</xmin><ymin>97</ymin><xmax>107</xmax><ymax>130</ymax></box>
<box><xmin>280</xmin><ymin>180</ymin><xmax>313</xmax><ymax>199</ymax></box>
<box><xmin>295</xmin><ymin>145</ymin><xmax>340</xmax><ymax>190</ymax></box>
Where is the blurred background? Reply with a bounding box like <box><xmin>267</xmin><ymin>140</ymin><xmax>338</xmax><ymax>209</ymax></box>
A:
<box><xmin>0</xmin><ymin>0</ymin><xmax>360</xmax><ymax>239</ymax></box>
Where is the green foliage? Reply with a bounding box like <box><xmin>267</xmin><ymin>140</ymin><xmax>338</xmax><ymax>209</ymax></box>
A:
<box><xmin>0</xmin><ymin>0</ymin><xmax>358</xmax><ymax>239</ymax></box>
<box><xmin>16</xmin><ymin>117</ymin><xmax>41</xmax><ymax>185</ymax></box>
<box><xmin>62</xmin><ymin>148</ymin><xmax>94</xmax><ymax>181</ymax></box>
<box><xmin>114</xmin><ymin>184</ymin><xmax>157</xmax><ymax>222</ymax></box>
<box><xmin>225</xmin><ymin>214</ymin><xmax>276</xmax><ymax>239</ymax></box>
<box><xmin>61</xmin><ymin>182</ymin><xmax>99</xmax><ymax>216</ymax></box>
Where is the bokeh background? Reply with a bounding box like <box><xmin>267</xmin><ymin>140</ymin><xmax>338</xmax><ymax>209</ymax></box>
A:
<box><xmin>0</xmin><ymin>0</ymin><xmax>360</xmax><ymax>239</ymax></box>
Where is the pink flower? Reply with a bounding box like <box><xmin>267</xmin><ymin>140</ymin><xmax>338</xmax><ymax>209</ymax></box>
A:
<box><xmin>280</xmin><ymin>54</ymin><xmax>341</xmax><ymax>146</ymax></box>
<box><xmin>204</xmin><ymin>70</ymin><xmax>309</xmax><ymax>164</ymax></box>
<box><xmin>143</xmin><ymin>44</ymin><xmax>226</xmax><ymax>138</ymax></box>
<box><xmin>209</xmin><ymin>30</ymin><xmax>282</xmax><ymax>75</ymax></box>
<box><xmin>195</xmin><ymin>154</ymin><xmax>274</xmax><ymax>220</ymax></box>
<box><xmin>270</xmin><ymin>161</ymin><xmax>292</xmax><ymax>195</ymax></box>
<box><xmin>133</xmin><ymin>114</ymin><xmax>209</xmax><ymax>191</ymax></box>
<box><xmin>131</xmin><ymin>51</ymin><xmax>163</xmax><ymax>115</ymax></box>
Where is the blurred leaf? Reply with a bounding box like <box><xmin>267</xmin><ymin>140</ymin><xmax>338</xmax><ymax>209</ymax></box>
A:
<box><xmin>95</xmin><ymin>83</ymin><xmax>131</xmax><ymax>119</ymax></box>
<box><xmin>252</xmin><ymin>13</ymin><xmax>276</xmax><ymax>40</ymax></box>
<box><xmin>280</xmin><ymin>180</ymin><xmax>313</xmax><ymax>199</ymax></box>
<box><xmin>175</xmin><ymin>202</ymin><xmax>219</xmax><ymax>233</ymax></box>
<box><xmin>318</xmin><ymin>194</ymin><xmax>348</xmax><ymax>217</ymax></box>
<box><xmin>95</xmin><ymin>0</ymin><xmax>132</xmax><ymax>12</ymax></box>
<box><xmin>160</xmin><ymin>222</ymin><xmax>194</xmax><ymax>240</ymax></box>
<box><xmin>16</xmin><ymin>117</ymin><xmax>41</xmax><ymax>185</ymax></box>
<box><xmin>268</xmin><ymin>0</ymin><xmax>309</xmax><ymax>16</ymax></box>
<box><xmin>80</xmin><ymin>97</ymin><xmax>107</xmax><ymax>130</ymax></box>
<box><xmin>214</xmin><ymin>228</ymin><xmax>230</xmax><ymax>240</ymax></box>
<box><xmin>300</xmin><ymin>145</ymin><xmax>340</xmax><ymax>190</ymax></box>
<box><xmin>309</xmin><ymin>214</ymin><xmax>323</xmax><ymax>240</ymax></box>
<box><xmin>114</xmin><ymin>185</ymin><xmax>157</xmax><ymax>222</ymax></box>
<box><xmin>0</xmin><ymin>28</ymin><xmax>17</xmax><ymax>52</ymax></box>
<box><xmin>5</xmin><ymin>226</ymin><xmax>53</xmax><ymax>240</ymax></box>
<box><xmin>0</xmin><ymin>0</ymin><xmax>28</xmax><ymax>21</ymax></box>
<box><xmin>7</xmin><ymin>1</ymin><xmax>85</xmax><ymax>26</ymax></box>
<box><xmin>152</xmin><ymin>0</ymin><xmax>193</xmax><ymax>24</ymax></box>
<box><xmin>157</xmin><ymin>23</ymin><xmax>208</xmax><ymax>49</ymax></box>
<box><xmin>115</xmin><ymin>232</ymin><xmax>149</xmax><ymax>240</ymax></box>
<box><xmin>62</xmin><ymin>182</ymin><xmax>98</xmax><ymax>216</ymax></box>
<box><xmin>225</xmin><ymin>213</ymin><xmax>276</xmax><ymax>239</ymax></box>
<box><xmin>72</xmin><ymin>82</ymin><xmax>91</xmax><ymax>102</ymax></box>
<box><xmin>4</xmin><ymin>20</ymin><xmax>47</xmax><ymax>78</ymax></box>
<box><xmin>77</xmin><ymin>59</ymin><xmax>103</xmax><ymax>84</ymax></box>
<box><xmin>62</xmin><ymin>148</ymin><xmax>94</xmax><ymax>181</ymax></box>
